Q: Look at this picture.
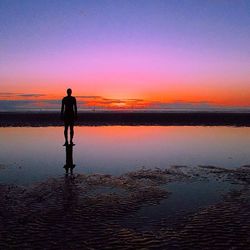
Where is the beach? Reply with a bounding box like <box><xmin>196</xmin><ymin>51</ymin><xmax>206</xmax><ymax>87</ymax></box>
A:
<box><xmin>0</xmin><ymin>123</ymin><xmax>250</xmax><ymax>249</ymax></box>
<box><xmin>1</xmin><ymin>111</ymin><xmax>250</xmax><ymax>127</ymax></box>
<box><xmin>0</xmin><ymin>165</ymin><xmax>250</xmax><ymax>249</ymax></box>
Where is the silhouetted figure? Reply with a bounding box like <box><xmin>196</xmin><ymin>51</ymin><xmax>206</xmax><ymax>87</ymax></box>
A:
<box><xmin>64</xmin><ymin>144</ymin><xmax>75</xmax><ymax>175</ymax></box>
<box><xmin>61</xmin><ymin>88</ymin><xmax>77</xmax><ymax>146</ymax></box>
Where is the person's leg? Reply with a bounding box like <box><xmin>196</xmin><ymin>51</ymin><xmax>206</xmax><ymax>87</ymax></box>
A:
<box><xmin>64</xmin><ymin>124</ymin><xmax>69</xmax><ymax>145</ymax></box>
<box><xmin>70</xmin><ymin>124</ymin><xmax>74</xmax><ymax>144</ymax></box>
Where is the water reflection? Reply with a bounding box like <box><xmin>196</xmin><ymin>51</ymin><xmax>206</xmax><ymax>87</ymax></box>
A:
<box><xmin>64</xmin><ymin>144</ymin><xmax>75</xmax><ymax>175</ymax></box>
<box><xmin>63</xmin><ymin>146</ymin><xmax>78</xmax><ymax>212</ymax></box>
<box><xmin>1</xmin><ymin>126</ymin><xmax>250</xmax><ymax>185</ymax></box>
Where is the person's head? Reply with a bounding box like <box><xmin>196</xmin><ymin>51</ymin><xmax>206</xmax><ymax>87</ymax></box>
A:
<box><xmin>67</xmin><ymin>88</ymin><xmax>72</xmax><ymax>96</ymax></box>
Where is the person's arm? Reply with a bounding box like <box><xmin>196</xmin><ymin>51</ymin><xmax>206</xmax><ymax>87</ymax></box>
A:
<box><xmin>61</xmin><ymin>98</ymin><xmax>64</xmax><ymax>120</ymax></box>
<box><xmin>74</xmin><ymin>97</ymin><xmax>77</xmax><ymax>119</ymax></box>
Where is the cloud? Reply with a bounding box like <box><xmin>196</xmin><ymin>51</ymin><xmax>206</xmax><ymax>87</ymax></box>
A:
<box><xmin>0</xmin><ymin>99</ymin><xmax>57</xmax><ymax>111</ymax></box>
<box><xmin>0</xmin><ymin>92</ymin><xmax>47</xmax><ymax>98</ymax></box>
<box><xmin>76</xmin><ymin>95</ymin><xmax>102</xmax><ymax>99</ymax></box>
<box><xmin>145</xmin><ymin>100</ymin><xmax>243</xmax><ymax>111</ymax></box>
<box><xmin>0</xmin><ymin>92</ymin><xmax>21</xmax><ymax>98</ymax></box>
<box><xmin>0</xmin><ymin>100</ymin><xmax>37</xmax><ymax>110</ymax></box>
<box><xmin>0</xmin><ymin>92</ymin><xmax>18</xmax><ymax>96</ymax></box>
<box><xmin>17</xmin><ymin>94</ymin><xmax>46</xmax><ymax>97</ymax></box>
<box><xmin>0</xmin><ymin>93</ymin><xmax>249</xmax><ymax>111</ymax></box>
<box><xmin>41</xmin><ymin>100</ymin><xmax>60</xmax><ymax>105</ymax></box>
<box><xmin>0</xmin><ymin>99</ymin><xmax>87</xmax><ymax>111</ymax></box>
<box><xmin>126</xmin><ymin>98</ymin><xmax>145</xmax><ymax>102</ymax></box>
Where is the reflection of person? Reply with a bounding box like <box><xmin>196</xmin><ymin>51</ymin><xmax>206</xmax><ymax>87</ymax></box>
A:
<box><xmin>61</xmin><ymin>88</ymin><xmax>77</xmax><ymax>146</ymax></box>
<box><xmin>64</xmin><ymin>144</ymin><xmax>75</xmax><ymax>175</ymax></box>
<box><xmin>63</xmin><ymin>144</ymin><xmax>77</xmax><ymax>211</ymax></box>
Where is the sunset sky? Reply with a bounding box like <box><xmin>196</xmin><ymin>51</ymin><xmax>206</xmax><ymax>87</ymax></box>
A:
<box><xmin>0</xmin><ymin>0</ymin><xmax>250</xmax><ymax>111</ymax></box>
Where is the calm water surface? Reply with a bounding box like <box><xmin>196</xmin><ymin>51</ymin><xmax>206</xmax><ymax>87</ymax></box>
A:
<box><xmin>0</xmin><ymin>126</ymin><xmax>250</xmax><ymax>185</ymax></box>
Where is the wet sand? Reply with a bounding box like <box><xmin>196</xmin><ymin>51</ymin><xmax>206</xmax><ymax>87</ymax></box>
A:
<box><xmin>0</xmin><ymin>165</ymin><xmax>250</xmax><ymax>249</ymax></box>
<box><xmin>1</xmin><ymin>111</ymin><xmax>250</xmax><ymax>126</ymax></box>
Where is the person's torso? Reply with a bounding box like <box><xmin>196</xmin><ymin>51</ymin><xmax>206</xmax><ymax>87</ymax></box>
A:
<box><xmin>63</xmin><ymin>96</ymin><xmax>75</xmax><ymax>113</ymax></box>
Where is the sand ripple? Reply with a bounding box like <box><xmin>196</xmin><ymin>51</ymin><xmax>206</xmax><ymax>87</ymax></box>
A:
<box><xmin>0</xmin><ymin>166</ymin><xmax>250</xmax><ymax>249</ymax></box>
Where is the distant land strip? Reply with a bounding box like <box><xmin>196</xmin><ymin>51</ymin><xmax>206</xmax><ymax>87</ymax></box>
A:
<box><xmin>1</xmin><ymin>112</ymin><xmax>250</xmax><ymax>127</ymax></box>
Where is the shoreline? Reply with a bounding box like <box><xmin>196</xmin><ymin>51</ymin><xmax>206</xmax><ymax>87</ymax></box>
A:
<box><xmin>1</xmin><ymin>111</ymin><xmax>250</xmax><ymax>127</ymax></box>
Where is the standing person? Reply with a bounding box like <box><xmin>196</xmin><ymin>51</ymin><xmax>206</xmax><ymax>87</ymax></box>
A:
<box><xmin>61</xmin><ymin>88</ymin><xmax>77</xmax><ymax>146</ymax></box>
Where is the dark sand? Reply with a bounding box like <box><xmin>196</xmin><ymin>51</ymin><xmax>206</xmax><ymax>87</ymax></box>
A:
<box><xmin>1</xmin><ymin>166</ymin><xmax>250</xmax><ymax>249</ymax></box>
<box><xmin>1</xmin><ymin>111</ymin><xmax>250</xmax><ymax>126</ymax></box>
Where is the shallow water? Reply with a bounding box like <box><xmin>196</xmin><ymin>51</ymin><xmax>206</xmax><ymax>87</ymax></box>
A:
<box><xmin>128</xmin><ymin>179</ymin><xmax>237</xmax><ymax>230</ymax></box>
<box><xmin>0</xmin><ymin>126</ymin><xmax>250</xmax><ymax>185</ymax></box>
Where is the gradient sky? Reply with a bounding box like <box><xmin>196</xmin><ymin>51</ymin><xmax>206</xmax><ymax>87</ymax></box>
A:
<box><xmin>0</xmin><ymin>0</ymin><xmax>250</xmax><ymax>110</ymax></box>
